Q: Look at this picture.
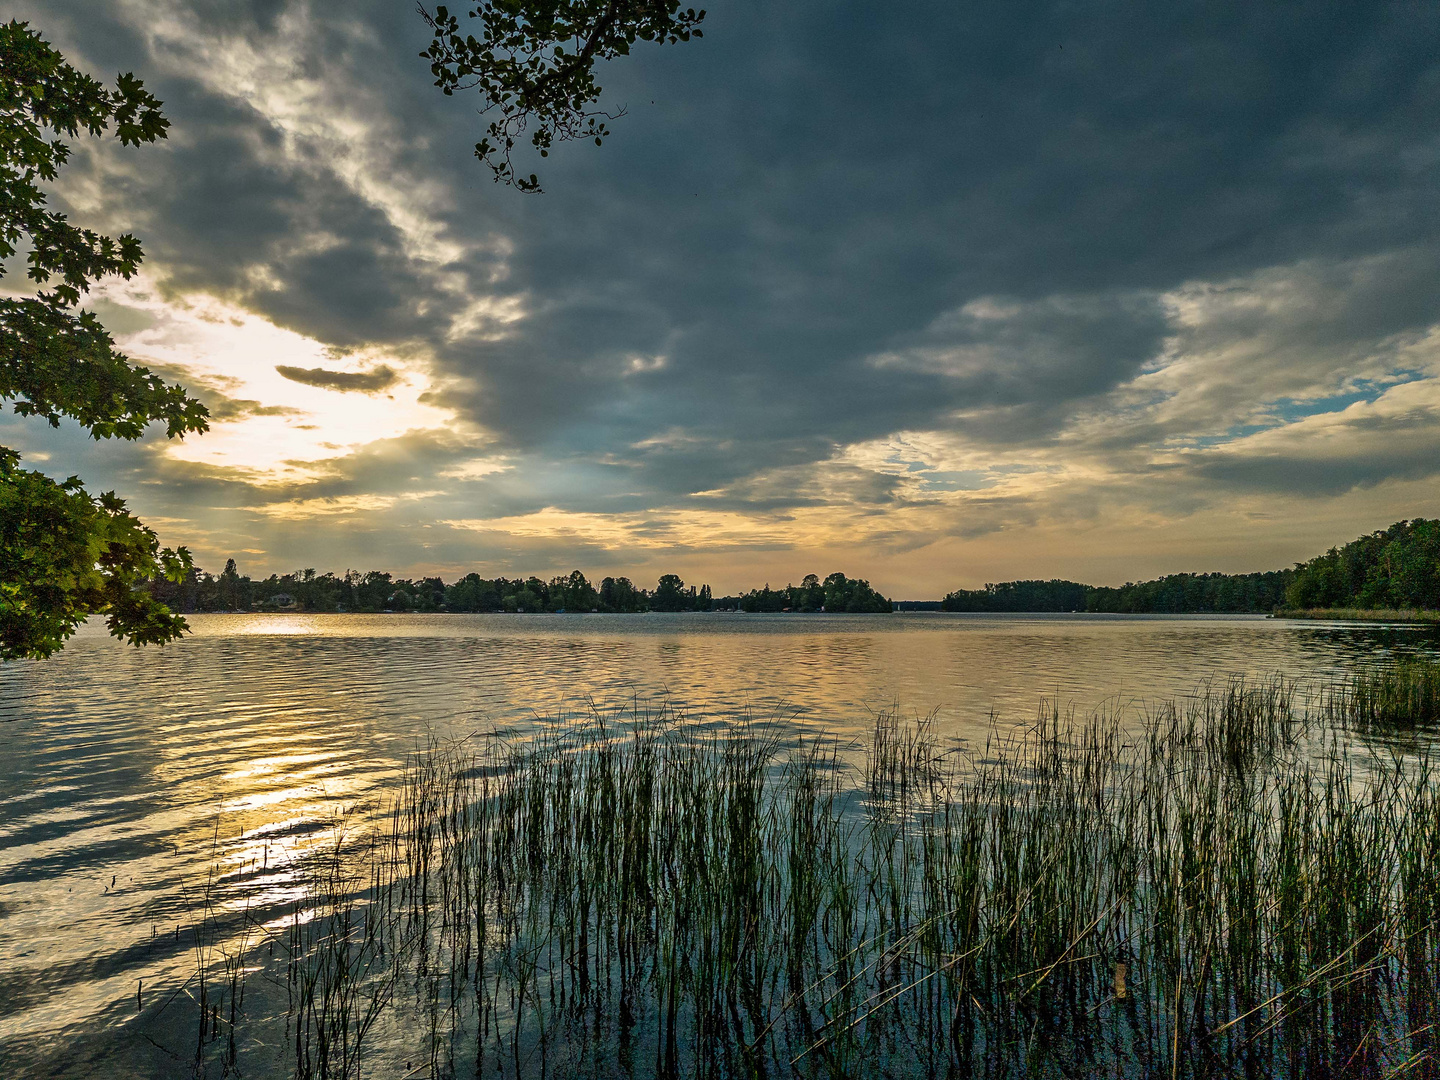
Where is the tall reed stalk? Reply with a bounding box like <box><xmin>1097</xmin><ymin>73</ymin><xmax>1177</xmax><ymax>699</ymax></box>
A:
<box><xmin>195</xmin><ymin>673</ymin><xmax>1440</xmax><ymax>1078</ymax></box>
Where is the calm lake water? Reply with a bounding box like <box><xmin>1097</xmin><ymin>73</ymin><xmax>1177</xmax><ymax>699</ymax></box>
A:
<box><xmin>1</xmin><ymin>611</ymin><xmax>1437</xmax><ymax>1077</ymax></box>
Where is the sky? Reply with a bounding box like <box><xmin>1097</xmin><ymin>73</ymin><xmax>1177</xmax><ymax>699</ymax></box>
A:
<box><xmin>4</xmin><ymin>0</ymin><xmax>1440</xmax><ymax>598</ymax></box>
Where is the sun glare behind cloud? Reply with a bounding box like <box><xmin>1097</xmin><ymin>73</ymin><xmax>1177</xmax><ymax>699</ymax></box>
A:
<box><xmin>95</xmin><ymin>281</ymin><xmax>461</xmax><ymax>481</ymax></box>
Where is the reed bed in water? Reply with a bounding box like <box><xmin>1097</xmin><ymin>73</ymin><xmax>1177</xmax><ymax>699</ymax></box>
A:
<box><xmin>1333</xmin><ymin>656</ymin><xmax>1440</xmax><ymax>730</ymax></box>
<box><xmin>206</xmin><ymin>674</ymin><xmax>1440</xmax><ymax>1079</ymax></box>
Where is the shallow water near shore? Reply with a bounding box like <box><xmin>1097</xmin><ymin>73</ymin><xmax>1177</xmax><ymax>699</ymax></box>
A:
<box><xmin>1</xmin><ymin>611</ymin><xmax>1437</xmax><ymax>1077</ymax></box>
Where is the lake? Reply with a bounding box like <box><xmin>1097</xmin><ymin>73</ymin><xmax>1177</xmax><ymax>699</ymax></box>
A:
<box><xmin>1</xmin><ymin>611</ymin><xmax>1436</xmax><ymax>1077</ymax></box>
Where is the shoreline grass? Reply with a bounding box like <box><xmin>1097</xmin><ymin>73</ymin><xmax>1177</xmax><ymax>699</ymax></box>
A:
<box><xmin>1275</xmin><ymin>607</ymin><xmax>1440</xmax><ymax>623</ymax></box>
<box><xmin>187</xmin><ymin>668</ymin><xmax>1440</xmax><ymax>1079</ymax></box>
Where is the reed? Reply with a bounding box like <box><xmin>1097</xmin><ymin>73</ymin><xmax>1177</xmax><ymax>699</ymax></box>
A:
<box><xmin>284</xmin><ymin>827</ymin><xmax>400</xmax><ymax>1080</ymax></box>
<box><xmin>175</xmin><ymin>820</ymin><xmax>259</xmax><ymax>1079</ymax></box>
<box><xmin>1333</xmin><ymin>656</ymin><xmax>1440</xmax><ymax>730</ymax></box>
<box><xmin>194</xmin><ymin>673</ymin><xmax>1440</xmax><ymax>1078</ymax></box>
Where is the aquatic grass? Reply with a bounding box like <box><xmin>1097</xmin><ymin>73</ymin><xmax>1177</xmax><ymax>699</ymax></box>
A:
<box><xmin>284</xmin><ymin>825</ymin><xmax>400</xmax><ymax>1080</ymax></box>
<box><xmin>165</xmin><ymin>819</ymin><xmax>276</xmax><ymax>1079</ymax></box>
<box><xmin>195</xmin><ymin>673</ymin><xmax>1440</xmax><ymax>1078</ymax></box>
<box><xmin>174</xmin><ymin>814</ymin><xmax>403</xmax><ymax>1079</ymax></box>
<box><xmin>1334</xmin><ymin>656</ymin><xmax>1440</xmax><ymax>730</ymax></box>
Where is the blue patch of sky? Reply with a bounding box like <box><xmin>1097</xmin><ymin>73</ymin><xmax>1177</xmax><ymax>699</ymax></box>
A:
<box><xmin>917</xmin><ymin>470</ymin><xmax>991</xmax><ymax>492</ymax></box>
<box><xmin>882</xmin><ymin>448</ymin><xmax>992</xmax><ymax>491</ymax></box>
<box><xmin>1178</xmin><ymin>371</ymin><xmax>1433</xmax><ymax>450</ymax></box>
<box><xmin>1183</xmin><ymin>427</ymin><xmax>1270</xmax><ymax>450</ymax></box>
<box><xmin>1265</xmin><ymin>371</ymin><xmax>1430</xmax><ymax>424</ymax></box>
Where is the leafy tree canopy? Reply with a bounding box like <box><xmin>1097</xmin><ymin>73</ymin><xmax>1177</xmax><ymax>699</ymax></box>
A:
<box><xmin>735</xmin><ymin>573</ymin><xmax>893</xmax><ymax>614</ymax></box>
<box><xmin>1</xmin><ymin>449</ymin><xmax>192</xmax><ymax>656</ymax></box>
<box><xmin>420</xmin><ymin>0</ymin><xmax>705</xmax><ymax>191</ymax></box>
<box><xmin>0</xmin><ymin>21</ymin><xmax>208</xmax><ymax>660</ymax></box>
<box><xmin>650</xmin><ymin>572</ymin><xmax>688</xmax><ymax>611</ymax></box>
<box><xmin>1283</xmin><ymin>519</ymin><xmax>1440</xmax><ymax>612</ymax></box>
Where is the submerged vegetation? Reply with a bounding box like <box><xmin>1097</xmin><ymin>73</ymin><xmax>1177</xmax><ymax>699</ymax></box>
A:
<box><xmin>179</xmin><ymin>661</ymin><xmax>1440</xmax><ymax>1079</ymax></box>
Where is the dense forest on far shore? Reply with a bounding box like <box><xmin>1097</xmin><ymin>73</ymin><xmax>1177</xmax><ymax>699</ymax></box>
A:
<box><xmin>942</xmin><ymin>519</ymin><xmax>1440</xmax><ymax>614</ymax></box>
<box><xmin>147</xmin><ymin>564</ymin><xmax>892</xmax><ymax>615</ymax></box>
<box><xmin>144</xmin><ymin>519</ymin><xmax>1437</xmax><ymax>617</ymax></box>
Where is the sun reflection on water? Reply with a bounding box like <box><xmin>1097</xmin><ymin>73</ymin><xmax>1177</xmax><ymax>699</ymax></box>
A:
<box><xmin>225</xmin><ymin>614</ymin><xmax>324</xmax><ymax>635</ymax></box>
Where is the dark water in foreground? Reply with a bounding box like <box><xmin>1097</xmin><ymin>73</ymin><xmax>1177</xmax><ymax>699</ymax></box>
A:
<box><xmin>0</xmin><ymin>612</ymin><xmax>1436</xmax><ymax>1077</ymax></box>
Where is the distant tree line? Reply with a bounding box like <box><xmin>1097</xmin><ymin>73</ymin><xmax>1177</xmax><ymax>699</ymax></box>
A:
<box><xmin>941</xmin><ymin>579</ymin><xmax>1092</xmax><ymax>613</ymax></box>
<box><xmin>1090</xmin><ymin>571</ymin><xmax>1293</xmax><ymax>614</ymax></box>
<box><xmin>146</xmin><ymin>563</ymin><xmax>892</xmax><ymax>614</ymax></box>
<box><xmin>941</xmin><ymin>519</ymin><xmax>1440</xmax><ymax>614</ymax></box>
<box><xmin>943</xmin><ymin>571</ymin><xmax>1294</xmax><ymax>614</ymax></box>
<box><xmin>732</xmin><ymin>573</ymin><xmax>893</xmax><ymax>613</ymax></box>
<box><xmin>942</xmin><ymin>570</ymin><xmax>1294</xmax><ymax>614</ymax></box>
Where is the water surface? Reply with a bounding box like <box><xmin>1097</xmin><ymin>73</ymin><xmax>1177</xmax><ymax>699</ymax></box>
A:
<box><xmin>1</xmin><ymin>612</ymin><xmax>1435</xmax><ymax>1076</ymax></box>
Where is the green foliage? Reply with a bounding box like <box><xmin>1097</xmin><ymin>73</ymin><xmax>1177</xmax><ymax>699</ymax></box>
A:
<box><xmin>737</xmin><ymin>571</ymin><xmax>893</xmax><ymax>613</ymax></box>
<box><xmin>737</xmin><ymin>582</ymin><xmax>787</xmax><ymax>612</ymax></box>
<box><xmin>420</xmin><ymin>0</ymin><xmax>705</xmax><ymax>190</ymax></box>
<box><xmin>1089</xmin><ymin>570</ymin><xmax>1292</xmax><ymax>614</ymax></box>
<box><xmin>1285</xmin><ymin>519</ymin><xmax>1440</xmax><ymax>612</ymax></box>
<box><xmin>0</xmin><ymin>21</ymin><xmax>208</xmax><ymax>659</ymax></box>
<box><xmin>1</xmin><ymin>301</ymin><xmax>208</xmax><ymax>438</ymax></box>
<box><xmin>599</xmin><ymin>573</ymin><xmax>647</xmax><ymax>612</ymax></box>
<box><xmin>822</xmin><ymin>571</ymin><xmax>893</xmax><ymax>612</ymax></box>
<box><xmin>649</xmin><ymin>571</ymin><xmax>689</xmax><ymax>611</ymax></box>
<box><xmin>0</xmin><ymin>450</ymin><xmax>191</xmax><ymax>659</ymax></box>
<box><xmin>0</xmin><ymin>21</ymin><xmax>167</xmax><ymax>305</ymax></box>
<box><xmin>942</xmin><ymin>522</ymin><xmax>1440</xmax><ymax>615</ymax></box>
<box><xmin>941</xmin><ymin>578</ymin><xmax>1089</xmax><ymax>612</ymax></box>
<box><xmin>552</xmin><ymin>568</ymin><xmax>600</xmax><ymax>610</ymax></box>
<box><xmin>162</xmin><ymin>561</ymin><xmax>895</xmax><ymax>616</ymax></box>
<box><xmin>943</xmin><ymin>574</ymin><xmax>1291</xmax><ymax>614</ymax></box>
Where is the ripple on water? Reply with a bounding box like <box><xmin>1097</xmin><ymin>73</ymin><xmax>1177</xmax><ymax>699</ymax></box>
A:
<box><xmin>1</xmin><ymin>611</ymin><xmax>1436</xmax><ymax>1076</ymax></box>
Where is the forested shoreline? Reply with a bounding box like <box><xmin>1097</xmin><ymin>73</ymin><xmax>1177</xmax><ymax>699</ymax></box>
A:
<box><xmin>144</xmin><ymin>518</ymin><xmax>1438</xmax><ymax>618</ymax></box>
<box><xmin>942</xmin><ymin>519</ymin><xmax>1440</xmax><ymax>614</ymax></box>
<box><xmin>147</xmin><ymin>564</ymin><xmax>893</xmax><ymax>615</ymax></box>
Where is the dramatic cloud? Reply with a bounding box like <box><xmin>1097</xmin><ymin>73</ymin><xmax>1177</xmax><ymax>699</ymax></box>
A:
<box><xmin>8</xmin><ymin>0</ymin><xmax>1440</xmax><ymax>595</ymax></box>
<box><xmin>275</xmin><ymin>364</ymin><xmax>400</xmax><ymax>393</ymax></box>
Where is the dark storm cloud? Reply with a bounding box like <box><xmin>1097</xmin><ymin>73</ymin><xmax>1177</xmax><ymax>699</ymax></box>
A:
<box><xmin>1199</xmin><ymin>451</ymin><xmax>1440</xmax><ymax>497</ymax></box>
<box><xmin>128</xmin><ymin>95</ymin><xmax>464</xmax><ymax>350</ymax></box>
<box><xmin>275</xmin><ymin>364</ymin><xmax>399</xmax><ymax>393</ymax></box>
<box><xmin>18</xmin><ymin>0</ymin><xmax>1440</xmax><ymax>522</ymax></box>
<box><xmin>32</xmin><ymin>1</ymin><xmax>514</xmax><ymax>352</ymax></box>
<box><xmin>422</xmin><ymin>0</ymin><xmax>1440</xmax><ymax>490</ymax></box>
<box><xmin>866</xmin><ymin>291</ymin><xmax>1171</xmax><ymax>443</ymax></box>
